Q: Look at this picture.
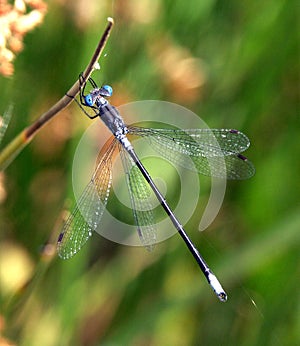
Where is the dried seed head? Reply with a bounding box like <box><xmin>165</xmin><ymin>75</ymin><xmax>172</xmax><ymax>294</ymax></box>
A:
<box><xmin>0</xmin><ymin>0</ymin><xmax>47</xmax><ymax>77</ymax></box>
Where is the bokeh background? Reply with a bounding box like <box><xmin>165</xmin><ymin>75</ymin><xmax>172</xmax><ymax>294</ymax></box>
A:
<box><xmin>0</xmin><ymin>0</ymin><xmax>299</xmax><ymax>345</ymax></box>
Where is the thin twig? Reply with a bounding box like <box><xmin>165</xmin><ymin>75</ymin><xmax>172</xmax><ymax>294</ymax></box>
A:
<box><xmin>0</xmin><ymin>17</ymin><xmax>114</xmax><ymax>170</ymax></box>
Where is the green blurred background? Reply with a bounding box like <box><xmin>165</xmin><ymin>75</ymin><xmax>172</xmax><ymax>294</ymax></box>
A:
<box><xmin>0</xmin><ymin>0</ymin><xmax>299</xmax><ymax>345</ymax></box>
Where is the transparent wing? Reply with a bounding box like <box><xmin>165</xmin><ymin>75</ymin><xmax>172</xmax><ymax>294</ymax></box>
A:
<box><xmin>129</xmin><ymin>127</ymin><xmax>255</xmax><ymax>180</ymax></box>
<box><xmin>57</xmin><ymin>139</ymin><xmax>117</xmax><ymax>259</ymax></box>
<box><xmin>130</xmin><ymin>127</ymin><xmax>252</xmax><ymax>155</ymax></box>
<box><xmin>119</xmin><ymin>144</ymin><xmax>157</xmax><ymax>250</ymax></box>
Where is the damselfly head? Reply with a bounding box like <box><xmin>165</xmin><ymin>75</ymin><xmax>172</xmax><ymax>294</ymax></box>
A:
<box><xmin>84</xmin><ymin>85</ymin><xmax>112</xmax><ymax>107</ymax></box>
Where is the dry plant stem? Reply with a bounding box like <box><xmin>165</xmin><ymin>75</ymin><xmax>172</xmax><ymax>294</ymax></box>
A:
<box><xmin>0</xmin><ymin>17</ymin><xmax>114</xmax><ymax>171</ymax></box>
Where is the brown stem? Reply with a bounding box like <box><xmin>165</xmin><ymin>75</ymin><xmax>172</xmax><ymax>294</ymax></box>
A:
<box><xmin>0</xmin><ymin>17</ymin><xmax>114</xmax><ymax>170</ymax></box>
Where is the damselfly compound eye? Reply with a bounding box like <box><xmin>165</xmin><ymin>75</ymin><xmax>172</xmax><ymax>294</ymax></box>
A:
<box><xmin>102</xmin><ymin>85</ymin><xmax>113</xmax><ymax>97</ymax></box>
<box><xmin>84</xmin><ymin>94</ymin><xmax>94</xmax><ymax>106</ymax></box>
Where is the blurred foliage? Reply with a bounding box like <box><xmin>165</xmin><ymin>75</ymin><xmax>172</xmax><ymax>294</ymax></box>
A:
<box><xmin>0</xmin><ymin>0</ymin><xmax>299</xmax><ymax>345</ymax></box>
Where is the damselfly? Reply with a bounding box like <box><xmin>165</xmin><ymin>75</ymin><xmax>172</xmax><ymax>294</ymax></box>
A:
<box><xmin>57</xmin><ymin>75</ymin><xmax>255</xmax><ymax>302</ymax></box>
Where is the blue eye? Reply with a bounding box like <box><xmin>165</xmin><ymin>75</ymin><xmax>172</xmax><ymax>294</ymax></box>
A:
<box><xmin>102</xmin><ymin>85</ymin><xmax>113</xmax><ymax>97</ymax></box>
<box><xmin>85</xmin><ymin>94</ymin><xmax>93</xmax><ymax>106</ymax></box>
